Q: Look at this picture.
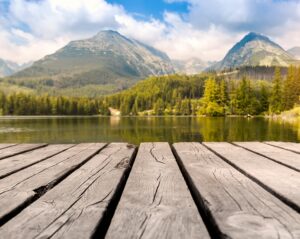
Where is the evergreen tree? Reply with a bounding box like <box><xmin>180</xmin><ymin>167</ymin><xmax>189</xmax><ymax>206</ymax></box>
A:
<box><xmin>131</xmin><ymin>97</ymin><xmax>139</xmax><ymax>115</ymax></box>
<box><xmin>283</xmin><ymin>66</ymin><xmax>297</xmax><ymax>110</ymax></box>
<box><xmin>219</xmin><ymin>79</ymin><xmax>229</xmax><ymax>114</ymax></box>
<box><xmin>259</xmin><ymin>82</ymin><xmax>269</xmax><ymax>113</ymax></box>
<box><xmin>120</xmin><ymin>96</ymin><xmax>131</xmax><ymax>115</ymax></box>
<box><xmin>203</xmin><ymin>77</ymin><xmax>220</xmax><ymax>103</ymax></box>
<box><xmin>200</xmin><ymin>77</ymin><xmax>224</xmax><ymax>116</ymax></box>
<box><xmin>153</xmin><ymin>98</ymin><xmax>164</xmax><ymax>115</ymax></box>
<box><xmin>180</xmin><ymin>99</ymin><xmax>191</xmax><ymax>115</ymax></box>
<box><xmin>269</xmin><ymin>67</ymin><xmax>283</xmax><ymax>114</ymax></box>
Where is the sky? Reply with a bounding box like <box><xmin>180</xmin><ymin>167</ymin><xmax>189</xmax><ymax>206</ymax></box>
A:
<box><xmin>0</xmin><ymin>0</ymin><xmax>300</xmax><ymax>64</ymax></box>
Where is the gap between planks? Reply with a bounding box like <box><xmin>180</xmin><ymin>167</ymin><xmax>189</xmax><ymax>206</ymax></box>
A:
<box><xmin>0</xmin><ymin>144</ymin><xmax>48</xmax><ymax>160</ymax></box>
<box><xmin>173</xmin><ymin>142</ymin><xmax>300</xmax><ymax>239</ymax></box>
<box><xmin>204</xmin><ymin>142</ymin><xmax>300</xmax><ymax>213</ymax></box>
<box><xmin>264</xmin><ymin>141</ymin><xmax>300</xmax><ymax>154</ymax></box>
<box><xmin>105</xmin><ymin>143</ymin><xmax>210</xmax><ymax>239</ymax></box>
<box><xmin>0</xmin><ymin>144</ymin><xmax>18</xmax><ymax>150</ymax></box>
<box><xmin>0</xmin><ymin>142</ymin><xmax>299</xmax><ymax>239</ymax></box>
<box><xmin>233</xmin><ymin>142</ymin><xmax>300</xmax><ymax>172</ymax></box>
<box><xmin>0</xmin><ymin>144</ymin><xmax>75</xmax><ymax>179</ymax></box>
<box><xmin>0</xmin><ymin>143</ymin><xmax>107</xmax><ymax>226</ymax></box>
<box><xmin>0</xmin><ymin>143</ymin><xmax>136</xmax><ymax>239</ymax></box>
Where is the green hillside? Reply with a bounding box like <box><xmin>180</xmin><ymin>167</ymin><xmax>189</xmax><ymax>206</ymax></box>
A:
<box><xmin>106</xmin><ymin>66</ymin><xmax>300</xmax><ymax>116</ymax></box>
<box><xmin>1</xmin><ymin>66</ymin><xmax>299</xmax><ymax>116</ymax></box>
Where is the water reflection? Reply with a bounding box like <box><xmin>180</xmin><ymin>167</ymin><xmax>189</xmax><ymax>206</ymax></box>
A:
<box><xmin>0</xmin><ymin>116</ymin><xmax>298</xmax><ymax>144</ymax></box>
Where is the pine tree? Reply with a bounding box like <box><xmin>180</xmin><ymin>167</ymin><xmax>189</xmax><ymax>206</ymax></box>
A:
<box><xmin>131</xmin><ymin>97</ymin><xmax>139</xmax><ymax>116</ymax></box>
<box><xmin>120</xmin><ymin>96</ymin><xmax>131</xmax><ymax>115</ymax></box>
<box><xmin>229</xmin><ymin>80</ymin><xmax>238</xmax><ymax>114</ymax></box>
<box><xmin>180</xmin><ymin>99</ymin><xmax>191</xmax><ymax>115</ymax></box>
<box><xmin>269</xmin><ymin>67</ymin><xmax>283</xmax><ymax>114</ymax></box>
<box><xmin>153</xmin><ymin>98</ymin><xmax>164</xmax><ymax>115</ymax></box>
<box><xmin>219</xmin><ymin>79</ymin><xmax>229</xmax><ymax>114</ymax></box>
<box><xmin>283</xmin><ymin>66</ymin><xmax>297</xmax><ymax>110</ymax></box>
<box><xmin>203</xmin><ymin>77</ymin><xmax>220</xmax><ymax>103</ymax></box>
<box><xmin>0</xmin><ymin>91</ymin><xmax>5</xmax><ymax>115</ymax></box>
<box><xmin>200</xmin><ymin>77</ymin><xmax>225</xmax><ymax>116</ymax></box>
<box><xmin>259</xmin><ymin>82</ymin><xmax>269</xmax><ymax>113</ymax></box>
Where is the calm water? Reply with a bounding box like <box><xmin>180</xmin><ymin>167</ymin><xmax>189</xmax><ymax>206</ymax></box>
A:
<box><xmin>0</xmin><ymin>116</ymin><xmax>299</xmax><ymax>144</ymax></box>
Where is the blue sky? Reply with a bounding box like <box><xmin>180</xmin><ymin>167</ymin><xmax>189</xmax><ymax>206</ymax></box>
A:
<box><xmin>107</xmin><ymin>0</ymin><xmax>189</xmax><ymax>20</ymax></box>
<box><xmin>0</xmin><ymin>0</ymin><xmax>300</xmax><ymax>63</ymax></box>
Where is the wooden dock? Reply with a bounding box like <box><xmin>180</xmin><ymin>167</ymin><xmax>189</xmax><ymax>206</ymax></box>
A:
<box><xmin>0</xmin><ymin>142</ymin><xmax>299</xmax><ymax>238</ymax></box>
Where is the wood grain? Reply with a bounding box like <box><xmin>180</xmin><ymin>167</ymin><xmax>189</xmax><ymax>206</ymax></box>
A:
<box><xmin>234</xmin><ymin>142</ymin><xmax>300</xmax><ymax>171</ymax></box>
<box><xmin>0</xmin><ymin>144</ymin><xmax>47</xmax><ymax>160</ymax></box>
<box><xmin>265</xmin><ymin>141</ymin><xmax>300</xmax><ymax>154</ymax></box>
<box><xmin>204</xmin><ymin>142</ymin><xmax>300</xmax><ymax>211</ymax></box>
<box><xmin>105</xmin><ymin>143</ymin><xmax>210</xmax><ymax>239</ymax></box>
<box><xmin>173</xmin><ymin>142</ymin><xmax>300</xmax><ymax>239</ymax></box>
<box><xmin>0</xmin><ymin>144</ymin><xmax>73</xmax><ymax>179</ymax></box>
<box><xmin>0</xmin><ymin>143</ymin><xmax>136</xmax><ymax>239</ymax></box>
<box><xmin>0</xmin><ymin>143</ymin><xmax>106</xmax><ymax>221</ymax></box>
<box><xmin>0</xmin><ymin>144</ymin><xmax>17</xmax><ymax>150</ymax></box>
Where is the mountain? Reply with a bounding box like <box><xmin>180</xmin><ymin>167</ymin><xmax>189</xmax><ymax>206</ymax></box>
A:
<box><xmin>172</xmin><ymin>58</ymin><xmax>214</xmax><ymax>74</ymax></box>
<box><xmin>0</xmin><ymin>59</ymin><xmax>30</xmax><ymax>77</ymax></box>
<box><xmin>0</xmin><ymin>59</ymin><xmax>15</xmax><ymax>77</ymax></box>
<box><xmin>11</xmin><ymin>30</ymin><xmax>175</xmax><ymax>95</ymax></box>
<box><xmin>209</xmin><ymin>32</ymin><xmax>298</xmax><ymax>71</ymax></box>
<box><xmin>288</xmin><ymin>47</ymin><xmax>300</xmax><ymax>60</ymax></box>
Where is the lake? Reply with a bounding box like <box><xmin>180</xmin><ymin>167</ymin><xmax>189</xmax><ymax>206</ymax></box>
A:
<box><xmin>0</xmin><ymin>116</ymin><xmax>299</xmax><ymax>144</ymax></box>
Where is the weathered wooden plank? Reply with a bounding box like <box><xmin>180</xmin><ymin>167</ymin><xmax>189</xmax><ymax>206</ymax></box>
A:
<box><xmin>173</xmin><ymin>142</ymin><xmax>300</xmax><ymax>239</ymax></box>
<box><xmin>204</xmin><ymin>142</ymin><xmax>300</xmax><ymax>211</ymax></box>
<box><xmin>0</xmin><ymin>144</ymin><xmax>47</xmax><ymax>160</ymax></box>
<box><xmin>0</xmin><ymin>144</ymin><xmax>17</xmax><ymax>150</ymax></box>
<box><xmin>0</xmin><ymin>143</ymin><xmax>136</xmax><ymax>239</ymax></box>
<box><xmin>0</xmin><ymin>143</ymin><xmax>106</xmax><ymax>222</ymax></box>
<box><xmin>0</xmin><ymin>144</ymin><xmax>73</xmax><ymax>179</ymax></box>
<box><xmin>234</xmin><ymin>142</ymin><xmax>300</xmax><ymax>171</ymax></box>
<box><xmin>105</xmin><ymin>143</ymin><xmax>210</xmax><ymax>239</ymax></box>
<box><xmin>265</xmin><ymin>141</ymin><xmax>300</xmax><ymax>154</ymax></box>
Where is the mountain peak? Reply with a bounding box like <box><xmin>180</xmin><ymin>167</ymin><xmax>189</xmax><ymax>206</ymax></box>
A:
<box><xmin>237</xmin><ymin>32</ymin><xmax>276</xmax><ymax>48</ymax></box>
<box><xmin>227</xmin><ymin>32</ymin><xmax>276</xmax><ymax>57</ymax></box>
<box><xmin>209</xmin><ymin>32</ymin><xmax>298</xmax><ymax>71</ymax></box>
<box><xmin>90</xmin><ymin>30</ymin><xmax>133</xmax><ymax>44</ymax></box>
<box><xmin>95</xmin><ymin>30</ymin><xmax>121</xmax><ymax>36</ymax></box>
<box><xmin>13</xmin><ymin>30</ymin><xmax>175</xmax><ymax>94</ymax></box>
<box><xmin>245</xmin><ymin>32</ymin><xmax>265</xmax><ymax>39</ymax></box>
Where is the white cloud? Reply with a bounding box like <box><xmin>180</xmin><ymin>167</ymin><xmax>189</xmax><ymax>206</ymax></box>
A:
<box><xmin>9</xmin><ymin>0</ymin><xmax>125</xmax><ymax>38</ymax></box>
<box><xmin>0</xmin><ymin>0</ymin><xmax>126</xmax><ymax>63</ymax></box>
<box><xmin>163</xmin><ymin>0</ymin><xmax>300</xmax><ymax>53</ymax></box>
<box><xmin>115</xmin><ymin>15</ymin><xmax>167</xmax><ymax>44</ymax></box>
<box><xmin>163</xmin><ymin>13</ymin><xmax>243</xmax><ymax>61</ymax></box>
<box><xmin>167</xmin><ymin>0</ymin><xmax>300</xmax><ymax>32</ymax></box>
<box><xmin>0</xmin><ymin>26</ymin><xmax>69</xmax><ymax>64</ymax></box>
<box><xmin>113</xmin><ymin>11</ymin><xmax>243</xmax><ymax>61</ymax></box>
<box><xmin>0</xmin><ymin>0</ymin><xmax>300</xmax><ymax>64</ymax></box>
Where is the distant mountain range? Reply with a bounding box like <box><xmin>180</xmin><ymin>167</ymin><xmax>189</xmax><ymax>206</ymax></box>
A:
<box><xmin>172</xmin><ymin>58</ymin><xmax>214</xmax><ymax>74</ymax></box>
<box><xmin>0</xmin><ymin>59</ymin><xmax>31</xmax><ymax>77</ymax></box>
<box><xmin>2</xmin><ymin>31</ymin><xmax>300</xmax><ymax>96</ymax></box>
<box><xmin>209</xmin><ymin>32</ymin><xmax>299</xmax><ymax>71</ymax></box>
<box><xmin>288</xmin><ymin>47</ymin><xmax>300</xmax><ymax>60</ymax></box>
<box><xmin>9</xmin><ymin>30</ymin><xmax>174</xmax><ymax>95</ymax></box>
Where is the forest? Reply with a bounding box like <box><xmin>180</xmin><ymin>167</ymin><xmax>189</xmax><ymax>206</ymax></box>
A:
<box><xmin>0</xmin><ymin>92</ymin><xmax>110</xmax><ymax>115</ymax></box>
<box><xmin>0</xmin><ymin>66</ymin><xmax>299</xmax><ymax>116</ymax></box>
<box><xmin>106</xmin><ymin>66</ymin><xmax>300</xmax><ymax>116</ymax></box>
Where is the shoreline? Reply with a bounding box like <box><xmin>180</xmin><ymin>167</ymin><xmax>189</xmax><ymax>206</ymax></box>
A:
<box><xmin>0</xmin><ymin>114</ymin><xmax>266</xmax><ymax>118</ymax></box>
<box><xmin>0</xmin><ymin>114</ymin><xmax>298</xmax><ymax>122</ymax></box>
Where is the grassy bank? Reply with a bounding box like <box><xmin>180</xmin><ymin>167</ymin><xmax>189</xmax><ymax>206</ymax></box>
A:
<box><xmin>280</xmin><ymin>106</ymin><xmax>300</xmax><ymax>121</ymax></box>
